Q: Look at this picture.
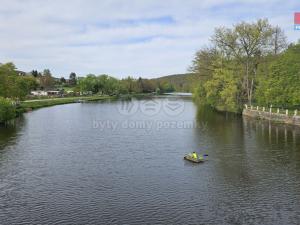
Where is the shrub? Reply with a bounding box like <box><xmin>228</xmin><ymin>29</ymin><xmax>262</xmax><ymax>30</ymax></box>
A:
<box><xmin>0</xmin><ymin>97</ymin><xmax>16</xmax><ymax>123</ymax></box>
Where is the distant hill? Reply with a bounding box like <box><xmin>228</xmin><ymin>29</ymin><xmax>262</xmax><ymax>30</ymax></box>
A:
<box><xmin>151</xmin><ymin>73</ymin><xmax>206</xmax><ymax>92</ymax></box>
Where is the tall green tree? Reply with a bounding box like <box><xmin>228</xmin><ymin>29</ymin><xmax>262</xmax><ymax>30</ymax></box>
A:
<box><xmin>256</xmin><ymin>43</ymin><xmax>300</xmax><ymax>107</ymax></box>
<box><xmin>0</xmin><ymin>63</ymin><xmax>38</xmax><ymax>100</ymax></box>
<box><xmin>39</xmin><ymin>69</ymin><xmax>54</xmax><ymax>90</ymax></box>
<box><xmin>69</xmin><ymin>72</ymin><xmax>77</xmax><ymax>86</ymax></box>
<box><xmin>192</xmin><ymin>19</ymin><xmax>288</xmax><ymax>112</ymax></box>
<box><xmin>212</xmin><ymin>19</ymin><xmax>277</xmax><ymax>104</ymax></box>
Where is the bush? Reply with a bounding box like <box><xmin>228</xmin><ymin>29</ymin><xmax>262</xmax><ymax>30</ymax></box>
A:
<box><xmin>0</xmin><ymin>97</ymin><xmax>16</xmax><ymax>123</ymax></box>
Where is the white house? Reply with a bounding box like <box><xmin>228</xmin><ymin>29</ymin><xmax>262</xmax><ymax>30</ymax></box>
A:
<box><xmin>31</xmin><ymin>90</ymin><xmax>48</xmax><ymax>96</ymax></box>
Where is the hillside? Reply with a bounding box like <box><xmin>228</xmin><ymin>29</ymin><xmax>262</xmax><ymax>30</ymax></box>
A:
<box><xmin>151</xmin><ymin>73</ymin><xmax>206</xmax><ymax>92</ymax></box>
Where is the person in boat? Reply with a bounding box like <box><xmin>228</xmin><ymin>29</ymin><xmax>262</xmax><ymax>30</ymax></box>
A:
<box><xmin>192</xmin><ymin>151</ymin><xmax>198</xmax><ymax>159</ymax></box>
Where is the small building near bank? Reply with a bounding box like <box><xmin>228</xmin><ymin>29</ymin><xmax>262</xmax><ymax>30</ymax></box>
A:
<box><xmin>30</xmin><ymin>90</ymin><xmax>63</xmax><ymax>97</ymax></box>
<box><xmin>31</xmin><ymin>90</ymin><xmax>48</xmax><ymax>96</ymax></box>
<box><xmin>47</xmin><ymin>90</ymin><xmax>61</xmax><ymax>96</ymax></box>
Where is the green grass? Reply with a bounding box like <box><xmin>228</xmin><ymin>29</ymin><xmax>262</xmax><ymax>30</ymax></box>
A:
<box><xmin>18</xmin><ymin>95</ymin><xmax>115</xmax><ymax>112</ymax></box>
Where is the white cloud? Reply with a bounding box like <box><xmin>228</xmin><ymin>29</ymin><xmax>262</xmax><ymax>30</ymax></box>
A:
<box><xmin>0</xmin><ymin>0</ymin><xmax>299</xmax><ymax>78</ymax></box>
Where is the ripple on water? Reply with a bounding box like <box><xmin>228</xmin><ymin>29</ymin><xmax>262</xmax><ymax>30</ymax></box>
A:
<box><xmin>0</xmin><ymin>101</ymin><xmax>300</xmax><ymax>225</ymax></box>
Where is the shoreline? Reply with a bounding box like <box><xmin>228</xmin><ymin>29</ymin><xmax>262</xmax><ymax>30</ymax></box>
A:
<box><xmin>194</xmin><ymin>101</ymin><xmax>300</xmax><ymax>127</ymax></box>
<box><xmin>242</xmin><ymin>107</ymin><xmax>300</xmax><ymax>127</ymax></box>
<box><xmin>2</xmin><ymin>92</ymin><xmax>181</xmax><ymax>124</ymax></box>
<box><xmin>15</xmin><ymin>92</ymin><xmax>157</xmax><ymax>116</ymax></box>
<box><xmin>18</xmin><ymin>95</ymin><xmax>117</xmax><ymax>112</ymax></box>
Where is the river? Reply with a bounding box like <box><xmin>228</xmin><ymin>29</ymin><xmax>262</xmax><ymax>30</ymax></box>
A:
<box><xmin>0</xmin><ymin>97</ymin><xmax>300</xmax><ymax>224</ymax></box>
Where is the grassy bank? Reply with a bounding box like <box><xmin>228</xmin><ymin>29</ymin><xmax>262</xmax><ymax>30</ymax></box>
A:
<box><xmin>18</xmin><ymin>95</ymin><xmax>116</xmax><ymax>113</ymax></box>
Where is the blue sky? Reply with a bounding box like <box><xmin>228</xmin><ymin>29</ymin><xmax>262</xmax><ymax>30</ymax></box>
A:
<box><xmin>0</xmin><ymin>0</ymin><xmax>299</xmax><ymax>78</ymax></box>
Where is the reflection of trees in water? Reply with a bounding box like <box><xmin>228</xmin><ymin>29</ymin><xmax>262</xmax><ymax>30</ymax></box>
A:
<box><xmin>242</xmin><ymin>116</ymin><xmax>300</xmax><ymax>168</ymax></box>
<box><xmin>196</xmin><ymin>106</ymin><xmax>245</xmax><ymax>147</ymax></box>
<box><xmin>0</xmin><ymin>116</ymin><xmax>25</xmax><ymax>151</ymax></box>
<box><xmin>242</xmin><ymin>117</ymin><xmax>300</xmax><ymax>201</ymax></box>
<box><xmin>195</xmin><ymin>105</ymin><xmax>300</xmax><ymax>211</ymax></box>
<box><xmin>243</xmin><ymin>116</ymin><xmax>300</xmax><ymax>150</ymax></box>
<box><xmin>196</xmin><ymin>106</ymin><xmax>300</xmax><ymax>152</ymax></box>
<box><xmin>195</xmin><ymin>106</ymin><xmax>256</xmax><ymax>185</ymax></box>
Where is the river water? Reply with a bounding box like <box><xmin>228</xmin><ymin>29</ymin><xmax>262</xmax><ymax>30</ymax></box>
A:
<box><xmin>0</xmin><ymin>97</ymin><xmax>300</xmax><ymax>225</ymax></box>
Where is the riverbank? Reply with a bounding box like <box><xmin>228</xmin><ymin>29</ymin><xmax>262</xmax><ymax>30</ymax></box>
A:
<box><xmin>17</xmin><ymin>93</ymin><xmax>159</xmax><ymax>114</ymax></box>
<box><xmin>17</xmin><ymin>95</ymin><xmax>117</xmax><ymax>114</ymax></box>
<box><xmin>243</xmin><ymin>106</ymin><xmax>300</xmax><ymax>126</ymax></box>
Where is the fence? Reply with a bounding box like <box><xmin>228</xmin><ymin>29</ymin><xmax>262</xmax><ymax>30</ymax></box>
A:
<box><xmin>244</xmin><ymin>105</ymin><xmax>299</xmax><ymax>116</ymax></box>
<box><xmin>243</xmin><ymin>105</ymin><xmax>300</xmax><ymax>126</ymax></box>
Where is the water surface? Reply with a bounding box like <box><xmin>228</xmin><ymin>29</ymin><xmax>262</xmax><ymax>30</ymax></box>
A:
<box><xmin>0</xmin><ymin>98</ymin><xmax>300</xmax><ymax>224</ymax></box>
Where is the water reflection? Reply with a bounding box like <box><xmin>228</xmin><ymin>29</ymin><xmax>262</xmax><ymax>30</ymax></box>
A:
<box><xmin>196</xmin><ymin>106</ymin><xmax>300</xmax><ymax>151</ymax></box>
<box><xmin>0</xmin><ymin>102</ymin><xmax>299</xmax><ymax>224</ymax></box>
<box><xmin>195</xmin><ymin>106</ymin><xmax>300</xmax><ymax>224</ymax></box>
<box><xmin>0</xmin><ymin>117</ymin><xmax>25</xmax><ymax>151</ymax></box>
<box><xmin>243</xmin><ymin>116</ymin><xmax>300</xmax><ymax>149</ymax></box>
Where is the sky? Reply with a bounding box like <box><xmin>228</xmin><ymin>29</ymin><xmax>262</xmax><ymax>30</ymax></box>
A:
<box><xmin>0</xmin><ymin>0</ymin><xmax>299</xmax><ymax>78</ymax></box>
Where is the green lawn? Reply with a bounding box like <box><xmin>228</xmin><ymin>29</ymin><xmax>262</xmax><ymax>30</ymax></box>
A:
<box><xmin>19</xmin><ymin>95</ymin><xmax>115</xmax><ymax>112</ymax></box>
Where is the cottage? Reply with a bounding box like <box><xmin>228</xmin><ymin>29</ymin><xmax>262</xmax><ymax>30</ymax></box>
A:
<box><xmin>47</xmin><ymin>91</ymin><xmax>60</xmax><ymax>96</ymax></box>
<box><xmin>31</xmin><ymin>91</ymin><xmax>48</xmax><ymax>96</ymax></box>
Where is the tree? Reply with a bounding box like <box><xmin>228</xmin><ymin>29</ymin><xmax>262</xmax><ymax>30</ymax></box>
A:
<box><xmin>0</xmin><ymin>63</ymin><xmax>17</xmax><ymax>97</ymax></box>
<box><xmin>15</xmin><ymin>76</ymin><xmax>38</xmax><ymax>99</ymax></box>
<box><xmin>120</xmin><ymin>77</ymin><xmax>139</xmax><ymax>93</ymax></box>
<box><xmin>0</xmin><ymin>63</ymin><xmax>37</xmax><ymax>99</ymax></box>
<box><xmin>140</xmin><ymin>79</ymin><xmax>155</xmax><ymax>93</ymax></box>
<box><xmin>204</xmin><ymin>67</ymin><xmax>239</xmax><ymax>112</ymax></box>
<box><xmin>78</xmin><ymin>74</ymin><xmax>121</xmax><ymax>95</ymax></box>
<box><xmin>271</xmin><ymin>26</ymin><xmax>287</xmax><ymax>55</ymax></box>
<box><xmin>104</xmin><ymin>76</ymin><xmax>119</xmax><ymax>95</ymax></box>
<box><xmin>43</xmin><ymin>69</ymin><xmax>52</xmax><ymax>76</ymax></box>
<box><xmin>212</xmin><ymin>19</ymin><xmax>281</xmax><ymax>104</ymax></box>
<box><xmin>39</xmin><ymin>73</ymin><xmax>54</xmax><ymax>90</ymax></box>
<box><xmin>192</xmin><ymin>19</ymin><xmax>289</xmax><ymax>112</ymax></box>
<box><xmin>0</xmin><ymin>97</ymin><xmax>16</xmax><ymax>123</ymax></box>
<box><xmin>256</xmin><ymin>43</ymin><xmax>300</xmax><ymax>107</ymax></box>
<box><xmin>190</xmin><ymin>47</ymin><xmax>220</xmax><ymax>79</ymax></box>
<box><xmin>79</xmin><ymin>74</ymin><xmax>98</xmax><ymax>93</ymax></box>
<box><xmin>69</xmin><ymin>72</ymin><xmax>77</xmax><ymax>86</ymax></box>
<box><xmin>60</xmin><ymin>77</ymin><xmax>66</xmax><ymax>83</ymax></box>
<box><xmin>31</xmin><ymin>70</ymin><xmax>39</xmax><ymax>77</ymax></box>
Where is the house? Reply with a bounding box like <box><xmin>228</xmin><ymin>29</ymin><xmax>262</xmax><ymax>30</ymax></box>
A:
<box><xmin>47</xmin><ymin>90</ymin><xmax>61</xmax><ymax>96</ymax></box>
<box><xmin>16</xmin><ymin>70</ymin><xmax>27</xmax><ymax>76</ymax></box>
<box><xmin>30</xmin><ymin>90</ymin><xmax>63</xmax><ymax>97</ymax></box>
<box><xmin>31</xmin><ymin>91</ymin><xmax>48</xmax><ymax>96</ymax></box>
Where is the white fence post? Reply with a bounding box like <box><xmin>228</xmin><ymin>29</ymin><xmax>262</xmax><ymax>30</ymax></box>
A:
<box><xmin>245</xmin><ymin>104</ymin><xmax>248</xmax><ymax>109</ymax></box>
<box><xmin>256</xmin><ymin>106</ymin><xmax>259</xmax><ymax>110</ymax></box>
<box><xmin>294</xmin><ymin>110</ymin><xmax>298</xmax><ymax>116</ymax></box>
<box><xmin>251</xmin><ymin>105</ymin><xmax>253</xmax><ymax>110</ymax></box>
<box><xmin>263</xmin><ymin>107</ymin><xmax>265</xmax><ymax>112</ymax></box>
<box><xmin>286</xmin><ymin>109</ymin><xmax>288</xmax><ymax>116</ymax></box>
<box><xmin>277</xmin><ymin>108</ymin><xmax>280</xmax><ymax>114</ymax></box>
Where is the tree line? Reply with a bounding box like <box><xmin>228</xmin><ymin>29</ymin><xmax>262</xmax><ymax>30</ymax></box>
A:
<box><xmin>191</xmin><ymin>19</ymin><xmax>300</xmax><ymax>112</ymax></box>
<box><xmin>0</xmin><ymin>63</ymin><xmax>177</xmax><ymax>123</ymax></box>
<box><xmin>77</xmin><ymin>75</ymin><xmax>175</xmax><ymax>95</ymax></box>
